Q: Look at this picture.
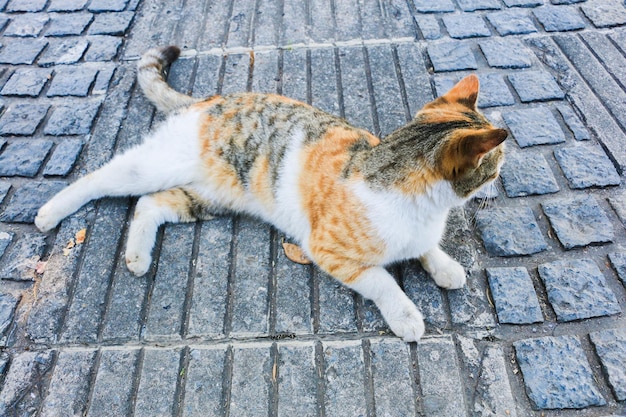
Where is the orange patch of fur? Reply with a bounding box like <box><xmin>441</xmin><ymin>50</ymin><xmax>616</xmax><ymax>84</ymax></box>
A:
<box><xmin>395</xmin><ymin>167</ymin><xmax>442</xmax><ymax>195</ymax></box>
<box><xmin>249</xmin><ymin>155</ymin><xmax>275</xmax><ymax>209</ymax></box>
<box><xmin>148</xmin><ymin>189</ymin><xmax>195</xmax><ymax>222</ymax></box>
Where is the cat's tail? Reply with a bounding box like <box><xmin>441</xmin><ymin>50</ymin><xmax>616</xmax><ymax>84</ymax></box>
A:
<box><xmin>137</xmin><ymin>46</ymin><xmax>201</xmax><ymax>113</ymax></box>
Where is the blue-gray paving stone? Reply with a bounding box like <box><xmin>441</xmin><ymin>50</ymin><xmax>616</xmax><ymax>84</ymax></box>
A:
<box><xmin>403</xmin><ymin>262</ymin><xmax>448</xmax><ymax>328</ymax></box>
<box><xmin>556</xmin><ymin>104</ymin><xmax>590</xmax><ymax>140</ymax></box>
<box><xmin>38</xmin><ymin>39</ymin><xmax>90</xmax><ymax>67</ymax></box>
<box><xmin>503</xmin><ymin>0</ymin><xmax>543</xmax><ymax>6</ymax></box>
<box><xmin>6</xmin><ymin>0</ymin><xmax>46</xmax><ymax>12</ymax></box>
<box><xmin>608</xmin><ymin>191</ymin><xmax>626</xmax><ymax>227</ymax></box>
<box><xmin>43</xmin><ymin>139</ymin><xmax>83</xmax><ymax>176</ymax></box>
<box><xmin>0</xmin><ymin>39</ymin><xmax>47</xmax><ymax>64</ymax></box>
<box><xmin>4</xmin><ymin>13</ymin><xmax>48</xmax><ymax>37</ymax></box>
<box><xmin>47</xmin><ymin>66</ymin><xmax>98</xmax><ymax>97</ymax></box>
<box><xmin>479</xmin><ymin>38</ymin><xmax>532</xmax><ymax>68</ymax></box>
<box><xmin>0</xmin><ymin>231</ymin><xmax>13</xmax><ymax>262</ymax></box>
<box><xmin>277</xmin><ymin>344</ymin><xmax>318</xmax><ymax>416</ymax></box>
<box><xmin>475</xmin><ymin>207</ymin><xmax>548</xmax><ymax>256</ymax></box>
<box><xmin>443</xmin><ymin>14</ymin><xmax>491</xmax><ymax>38</ymax></box>
<box><xmin>88</xmin><ymin>0</ymin><xmax>128</xmax><ymax>12</ymax></box>
<box><xmin>590</xmin><ymin>328</ymin><xmax>626</xmax><ymax>401</ymax></box>
<box><xmin>88</xmin><ymin>11</ymin><xmax>134</xmax><ymax>35</ymax></box>
<box><xmin>503</xmin><ymin>107</ymin><xmax>566</xmax><ymax>147</ymax></box>
<box><xmin>0</xmin><ymin>182</ymin><xmax>10</xmax><ymax>205</ymax></box>
<box><xmin>508</xmin><ymin>71</ymin><xmax>564</xmax><ymax>102</ymax></box>
<box><xmin>538</xmin><ymin>259</ymin><xmax>621</xmax><ymax>321</ymax></box>
<box><xmin>412</xmin><ymin>0</ymin><xmax>455</xmax><ymax>13</ymax></box>
<box><xmin>427</xmin><ymin>42</ymin><xmax>477</xmax><ymax>72</ymax></box>
<box><xmin>608</xmin><ymin>252</ymin><xmax>626</xmax><ymax>287</ymax></box>
<box><xmin>370</xmin><ymin>339</ymin><xmax>416</xmax><ymax>416</ymax></box>
<box><xmin>0</xmin><ymin>232</ymin><xmax>45</xmax><ymax>281</ymax></box>
<box><xmin>0</xmin><ymin>292</ymin><xmax>19</xmax><ymax>339</ymax></box>
<box><xmin>0</xmin><ymin>139</ymin><xmax>54</xmax><ymax>177</ymax></box>
<box><xmin>182</xmin><ymin>348</ymin><xmax>225</xmax><ymax>415</ymax></box>
<box><xmin>487</xmin><ymin>10</ymin><xmax>538</xmax><ymax>35</ymax></box>
<box><xmin>84</xmin><ymin>36</ymin><xmax>122</xmax><ymax>61</ymax></box>
<box><xmin>542</xmin><ymin>195</ymin><xmax>613</xmax><ymax>249</ymax></box>
<box><xmin>46</xmin><ymin>13</ymin><xmax>93</xmax><ymax>36</ymax></box>
<box><xmin>457</xmin><ymin>0</ymin><xmax>501</xmax><ymax>11</ymax></box>
<box><xmin>514</xmin><ymin>336</ymin><xmax>606</xmax><ymax>409</ymax></box>
<box><xmin>551</xmin><ymin>0</ymin><xmax>586</xmax><ymax>3</ymax></box>
<box><xmin>1</xmin><ymin>181</ymin><xmax>66</xmax><ymax>223</ymax></box>
<box><xmin>581</xmin><ymin>0</ymin><xmax>626</xmax><ymax>28</ymax></box>
<box><xmin>44</xmin><ymin>101</ymin><xmax>101</xmax><ymax>135</ymax></box>
<box><xmin>500</xmin><ymin>151</ymin><xmax>560</xmax><ymax>197</ymax></box>
<box><xmin>486</xmin><ymin>267</ymin><xmax>543</xmax><ymax>324</ymax></box>
<box><xmin>533</xmin><ymin>6</ymin><xmax>586</xmax><ymax>31</ymax></box>
<box><xmin>0</xmin><ymin>15</ymin><xmax>8</xmax><ymax>31</ymax></box>
<box><xmin>554</xmin><ymin>144</ymin><xmax>620</xmax><ymax>189</ymax></box>
<box><xmin>48</xmin><ymin>0</ymin><xmax>88</xmax><ymax>11</ymax></box>
<box><xmin>415</xmin><ymin>15</ymin><xmax>442</xmax><ymax>40</ymax></box>
<box><xmin>1</xmin><ymin>68</ymin><xmax>51</xmax><ymax>97</ymax></box>
<box><xmin>0</xmin><ymin>103</ymin><xmax>49</xmax><ymax>136</ymax></box>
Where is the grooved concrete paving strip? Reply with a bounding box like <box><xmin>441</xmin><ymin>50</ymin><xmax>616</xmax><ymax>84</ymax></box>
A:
<box><xmin>1</xmin><ymin>0</ymin><xmax>626</xmax><ymax>415</ymax></box>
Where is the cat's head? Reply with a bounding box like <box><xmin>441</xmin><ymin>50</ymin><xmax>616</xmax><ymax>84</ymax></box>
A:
<box><xmin>417</xmin><ymin>75</ymin><xmax>507</xmax><ymax>199</ymax></box>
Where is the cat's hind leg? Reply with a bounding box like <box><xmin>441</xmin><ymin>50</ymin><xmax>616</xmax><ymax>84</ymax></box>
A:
<box><xmin>419</xmin><ymin>247</ymin><xmax>466</xmax><ymax>289</ymax></box>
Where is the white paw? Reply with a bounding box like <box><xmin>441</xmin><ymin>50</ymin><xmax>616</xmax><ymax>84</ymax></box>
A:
<box><xmin>381</xmin><ymin>298</ymin><xmax>426</xmax><ymax>342</ymax></box>
<box><xmin>125</xmin><ymin>251</ymin><xmax>151</xmax><ymax>276</ymax></box>
<box><xmin>35</xmin><ymin>204</ymin><xmax>60</xmax><ymax>232</ymax></box>
<box><xmin>431</xmin><ymin>260</ymin><xmax>466</xmax><ymax>289</ymax></box>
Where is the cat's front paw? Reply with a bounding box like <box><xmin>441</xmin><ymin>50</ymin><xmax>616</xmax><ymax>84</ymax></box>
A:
<box><xmin>380</xmin><ymin>298</ymin><xmax>425</xmax><ymax>342</ymax></box>
<box><xmin>35</xmin><ymin>204</ymin><xmax>61</xmax><ymax>232</ymax></box>
<box><xmin>431</xmin><ymin>260</ymin><xmax>466</xmax><ymax>289</ymax></box>
<box><xmin>125</xmin><ymin>251</ymin><xmax>151</xmax><ymax>276</ymax></box>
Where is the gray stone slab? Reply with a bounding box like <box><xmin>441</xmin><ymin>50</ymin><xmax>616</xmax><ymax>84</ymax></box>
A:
<box><xmin>542</xmin><ymin>195</ymin><xmax>613</xmax><ymax>249</ymax></box>
<box><xmin>473</xmin><ymin>346</ymin><xmax>519</xmax><ymax>417</ymax></box>
<box><xmin>500</xmin><ymin>150</ymin><xmax>560</xmax><ymax>197</ymax></box>
<box><xmin>323</xmin><ymin>341</ymin><xmax>367</xmax><ymax>416</ymax></box>
<box><xmin>44</xmin><ymin>139</ymin><xmax>84</xmax><ymax>176</ymax></box>
<box><xmin>48</xmin><ymin>0</ymin><xmax>88</xmax><ymax>11</ymax></box>
<box><xmin>415</xmin><ymin>15</ymin><xmax>442</xmax><ymax>40</ymax></box>
<box><xmin>427</xmin><ymin>42</ymin><xmax>478</xmax><ymax>72</ymax></box>
<box><xmin>475</xmin><ymin>207</ymin><xmax>548</xmax><ymax>256</ymax></box>
<box><xmin>1</xmin><ymin>181</ymin><xmax>66</xmax><ymax>223</ymax></box>
<box><xmin>443</xmin><ymin>14</ymin><xmax>491</xmax><ymax>38</ymax></box>
<box><xmin>134</xmin><ymin>348</ymin><xmax>181</xmax><ymax>417</ymax></box>
<box><xmin>47</xmin><ymin>66</ymin><xmax>98</xmax><ymax>97</ymax></box>
<box><xmin>608</xmin><ymin>252</ymin><xmax>626</xmax><ymax>287</ymax></box>
<box><xmin>318</xmin><ymin>271</ymin><xmax>358</xmax><ymax>333</ymax></box>
<box><xmin>1</xmin><ymin>67</ymin><xmax>51</xmax><ymax>97</ymax></box>
<box><xmin>503</xmin><ymin>0</ymin><xmax>542</xmax><ymax>6</ymax></box>
<box><xmin>0</xmin><ymin>292</ymin><xmax>19</xmax><ymax>339</ymax></box>
<box><xmin>88</xmin><ymin>11</ymin><xmax>134</xmax><ymax>35</ymax></box>
<box><xmin>145</xmin><ymin>223</ymin><xmax>194</xmax><ymax>341</ymax></box>
<box><xmin>195</xmin><ymin>0</ymin><xmax>230</xmax><ymax>50</ymax></box>
<box><xmin>191</xmin><ymin>54</ymin><xmax>222</xmax><ymax>98</ymax></box>
<box><xmin>281</xmin><ymin>48</ymin><xmax>307</xmax><ymax>103</ymax></box>
<box><xmin>0</xmin><ymin>182</ymin><xmax>11</xmax><ymax>206</ymax></box>
<box><xmin>487</xmin><ymin>10</ymin><xmax>538</xmax><ymax>35</ymax></box>
<box><xmin>46</xmin><ymin>12</ymin><xmax>93</xmax><ymax>36</ymax></box>
<box><xmin>254</xmin><ymin>0</ymin><xmax>280</xmax><ymax>46</ymax></box>
<box><xmin>309</xmin><ymin>0</ymin><xmax>334</xmax><ymax>43</ymax></box>
<box><xmin>0</xmin><ymin>139</ymin><xmax>54</xmax><ymax>177</ymax></box>
<box><xmin>334</xmin><ymin>0</ymin><xmax>361</xmax><ymax>42</ymax></box>
<box><xmin>310</xmin><ymin>48</ymin><xmax>340</xmax><ymax>115</ymax></box>
<box><xmin>4</xmin><ymin>13</ymin><xmax>48</xmax><ymax>37</ymax></box>
<box><xmin>281</xmin><ymin>0</ymin><xmax>307</xmax><ymax>45</ymax></box>
<box><xmin>0</xmin><ymin>232</ymin><xmax>45</xmax><ymax>281</ymax></box>
<box><xmin>0</xmin><ymin>230</ymin><xmax>13</xmax><ymax>260</ymax></box>
<box><xmin>402</xmin><ymin>262</ymin><xmax>448</xmax><ymax>329</ymax></box>
<box><xmin>226</xmin><ymin>0</ymin><xmax>254</xmax><ymax>49</ymax></box>
<box><xmin>417</xmin><ymin>336</ymin><xmax>466</xmax><ymax>417</ymax></box>
<box><xmin>396</xmin><ymin>43</ymin><xmax>432</xmax><ymax>116</ymax></box>
<box><xmin>554</xmin><ymin>144</ymin><xmax>620</xmax><ymax>189</ymax></box>
<box><xmin>0</xmin><ymin>38</ymin><xmax>47</xmax><ymax>64</ymax></box>
<box><xmin>277</xmin><ymin>343</ymin><xmax>318</xmax><ymax>416</ymax></box>
<box><xmin>508</xmin><ymin>71</ymin><xmax>564</xmax><ymax>102</ymax></box>
<box><xmin>87</xmin><ymin>349</ymin><xmax>140</xmax><ymax>417</ymax></box>
<box><xmin>486</xmin><ymin>267</ymin><xmax>543</xmax><ymax>324</ymax></box>
<box><xmin>479</xmin><ymin>38</ymin><xmax>532</xmax><ymax>68</ymax></box>
<box><xmin>514</xmin><ymin>336</ymin><xmax>606</xmax><ymax>409</ymax></box>
<box><xmin>609</xmin><ymin>190</ymin><xmax>626</xmax><ymax>228</ymax></box>
<box><xmin>88</xmin><ymin>0</ymin><xmax>129</xmax><ymax>12</ymax></box>
<box><xmin>221</xmin><ymin>53</ymin><xmax>249</xmax><ymax>95</ymax></box>
<box><xmin>370</xmin><ymin>339</ymin><xmax>416</xmax><ymax>416</ymax></box>
<box><xmin>556</xmin><ymin>104</ymin><xmax>590</xmax><ymax>140</ymax></box>
<box><xmin>503</xmin><ymin>106</ymin><xmax>565</xmax><ymax>147</ymax></box>
<box><xmin>84</xmin><ymin>35</ymin><xmax>122</xmax><ymax>61</ymax></box>
<box><xmin>580</xmin><ymin>31</ymin><xmax>626</xmax><ymax>102</ymax></box>
<box><xmin>413</xmin><ymin>0</ymin><xmax>455</xmax><ymax>12</ymax></box>
<box><xmin>6</xmin><ymin>0</ymin><xmax>46</xmax><ymax>11</ymax></box>
<box><xmin>359</xmin><ymin>0</ymin><xmax>386</xmax><ymax>41</ymax></box>
<box><xmin>539</xmin><ymin>258</ymin><xmax>620</xmax><ymax>321</ymax></box>
<box><xmin>581</xmin><ymin>0</ymin><xmax>626</xmax><ymax>28</ymax></box>
<box><xmin>187</xmin><ymin>218</ymin><xmax>232</xmax><ymax>338</ymax></box>
<box><xmin>457</xmin><ymin>0</ymin><xmax>501</xmax><ymax>11</ymax></box>
<box><xmin>40</xmin><ymin>350</ymin><xmax>97</xmax><ymax>417</ymax></box>
<box><xmin>44</xmin><ymin>101</ymin><xmax>101</xmax><ymax>135</ymax></box>
<box><xmin>339</xmin><ymin>46</ymin><xmax>374</xmax><ymax>132</ymax></box>
<box><xmin>182</xmin><ymin>348</ymin><xmax>225</xmax><ymax>417</ymax></box>
<box><xmin>382</xmin><ymin>0</ymin><xmax>415</xmax><ymax>39</ymax></box>
<box><xmin>251</xmin><ymin>50</ymin><xmax>279</xmax><ymax>94</ymax></box>
<box><xmin>230</xmin><ymin>345</ymin><xmax>272</xmax><ymax>417</ymax></box>
<box><xmin>533</xmin><ymin>6</ymin><xmax>586</xmax><ymax>31</ymax></box>
<box><xmin>0</xmin><ymin>103</ymin><xmax>49</xmax><ymax>136</ymax></box>
<box><xmin>38</xmin><ymin>38</ymin><xmax>90</xmax><ymax>66</ymax></box>
<box><xmin>590</xmin><ymin>328</ymin><xmax>626</xmax><ymax>401</ymax></box>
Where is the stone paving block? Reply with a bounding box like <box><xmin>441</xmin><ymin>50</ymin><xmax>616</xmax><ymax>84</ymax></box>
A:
<box><xmin>0</xmin><ymin>39</ymin><xmax>47</xmax><ymax>64</ymax></box>
<box><xmin>339</xmin><ymin>47</ymin><xmax>375</xmax><ymax>132</ymax></box>
<box><xmin>48</xmin><ymin>0</ymin><xmax>88</xmax><ymax>11</ymax></box>
<box><xmin>0</xmin><ymin>232</ymin><xmax>45</xmax><ymax>281</ymax></box>
<box><xmin>0</xmin><ymin>230</ymin><xmax>12</xmax><ymax>258</ymax></box>
<box><xmin>44</xmin><ymin>101</ymin><xmax>101</xmax><ymax>135</ymax></box>
<box><xmin>0</xmin><ymin>350</ymin><xmax>54</xmax><ymax>417</ymax></box>
<box><xmin>310</xmin><ymin>48</ymin><xmax>340</xmax><ymax>116</ymax></box>
<box><xmin>88</xmin><ymin>0</ymin><xmax>129</xmax><ymax>12</ymax></box>
<box><xmin>503</xmin><ymin>0</ymin><xmax>543</xmax><ymax>6</ymax></box>
<box><xmin>533</xmin><ymin>6</ymin><xmax>586</xmax><ymax>31</ymax></box>
<box><xmin>275</xmin><ymin>240</ymin><xmax>313</xmax><ymax>335</ymax></box>
<box><xmin>221</xmin><ymin>53</ymin><xmax>249</xmax><ymax>95</ymax></box>
<box><xmin>500</xmin><ymin>150</ymin><xmax>560</xmax><ymax>197</ymax></box>
<box><xmin>251</xmin><ymin>50</ymin><xmax>279</xmax><ymax>94</ymax></box>
<box><xmin>226</xmin><ymin>0</ymin><xmax>254</xmax><ymax>48</ymax></box>
<box><xmin>608</xmin><ymin>252</ymin><xmax>626</xmax><ymax>287</ymax></box>
<box><xmin>84</xmin><ymin>35</ymin><xmax>122</xmax><ymax>61</ymax></box>
<box><xmin>134</xmin><ymin>348</ymin><xmax>181</xmax><ymax>417</ymax></box>
<box><xmin>281</xmin><ymin>48</ymin><xmax>307</xmax><ymax>105</ymax></box>
<box><xmin>43</xmin><ymin>139</ymin><xmax>83</xmax><ymax>176</ymax></box>
<box><xmin>475</xmin><ymin>207</ymin><xmax>548</xmax><ymax>256</ymax></box>
<box><xmin>39</xmin><ymin>350</ymin><xmax>96</xmax><ymax>417</ymax></box>
<box><xmin>88</xmin><ymin>11</ymin><xmax>134</xmax><ymax>35</ymax></box>
<box><xmin>487</xmin><ymin>10</ymin><xmax>538</xmax><ymax>35</ymax></box>
<box><xmin>333</xmin><ymin>0</ymin><xmax>361</xmax><ymax>43</ymax></box>
<box><xmin>508</xmin><ymin>71</ymin><xmax>565</xmax><ymax>102</ymax></box>
<box><xmin>514</xmin><ymin>336</ymin><xmax>606</xmax><ymax>409</ymax></box>
<box><xmin>473</xmin><ymin>345</ymin><xmax>519</xmax><ymax>417</ymax></box>
<box><xmin>581</xmin><ymin>0</ymin><xmax>626</xmax><ymax>28</ymax></box>
<box><xmin>276</xmin><ymin>343</ymin><xmax>318</xmax><ymax>416</ymax></box>
<box><xmin>417</xmin><ymin>336</ymin><xmax>466</xmax><ymax>416</ymax></box>
<box><xmin>590</xmin><ymin>328</ymin><xmax>626</xmax><ymax>401</ymax></box>
<box><xmin>38</xmin><ymin>38</ymin><xmax>90</xmax><ymax>66</ymax></box>
<box><xmin>46</xmin><ymin>12</ymin><xmax>93</xmax><ymax>36</ymax></box>
<box><xmin>0</xmin><ymin>15</ymin><xmax>8</xmax><ymax>31</ymax></box>
<box><xmin>427</xmin><ymin>42</ymin><xmax>478</xmax><ymax>72</ymax></box>
<box><xmin>230</xmin><ymin>345</ymin><xmax>272</xmax><ymax>417</ymax></box>
<box><xmin>5</xmin><ymin>0</ymin><xmax>46</xmax><ymax>11</ymax></box>
<box><xmin>402</xmin><ymin>262</ymin><xmax>448</xmax><ymax>329</ymax></box>
<box><xmin>190</xmin><ymin>54</ymin><xmax>221</xmax><ymax>98</ymax></box>
<box><xmin>503</xmin><ymin>106</ymin><xmax>566</xmax><ymax>147</ymax></box>
<box><xmin>182</xmin><ymin>348</ymin><xmax>225</xmax><ymax>417</ymax></box>
<box><xmin>412</xmin><ymin>0</ymin><xmax>455</xmax><ymax>12</ymax></box>
<box><xmin>359</xmin><ymin>0</ymin><xmax>386</xmax><ymax>41</ymax></box>
<box><xmin>554</xmin><ymin>144</ymin><xmax>620</xmax><ymax>189</ymax></box>
<box><xmin>281</xmin><ymin>0</ymin><xmax>307</xmax><ymax>44</ymax></box>
<box><xmin>609</xmin><ymin>191</ymin><xmax>626</xmax><ymax>227</ymax></box>
<box><xmin>542</xmin><ymin>195</ymin><xmax>613</xmax><ymax>249</ymax></box>
<box><xmin>551</xmin><ymin>0</ymin><xmax>586</xmax><ymax>3</ymax></box>
<box><xmin>1</xmin><ymin>67</ymin><xmax>51</xmax><ymax>97</ymax></box>
<box><xmin>556</xmin><ymin>104</ymin><xmax>590</xmax><ymax>140</ymax></box>
<box><xmin>47</xmin><ymin>66</ymin><xmax>99</xmax><ymax>97</ymax></box>
<box><xmin>396</xmin><ymin>43</ymin><xmax>433</xmax><ymax>116</ymax></box>
<box><xmin>87</xmin><ymin>349</ymin><xmax>140</xmax><ymax>417</ymax></box>
<box><xmin>443</xmin><ymin>14</ymin><xmax>491</xmax><ymax>38</ymax></box>
<box><xmin>193</xmin><ymin>0</ymin><xmax>230</xmax><ymax>51</ymax></box>
<box><xmin>4</xmin><ymin>13</ymin><xmax>48</xmax><ymax>37</ymax></box>
<box><xmin>415</xmin><ymin>15</ymin><xmax>442</xmax><ymax>40</ymax></box>
<box><xmin>0</xmin><ymin>139</ymin><xmax>54</xmax><ymax>177</ymax></box>
<box><xmin>382</xmin><ymin>0</ymin><xmax>415</xmax><ymax>39</ymax></box>
<box><xmin>0</xmin><ymin>180</ymin><xmax>66</xmax><ymax>223</ymax></box>
<box><xmin>0</xmin><ymin>103</ymin><xmax>49</xmax><ymax>136</ymax></box>
<box><xmin>0</xmin><ymin>292</ymin><xmax>19</xmax><ymax>340</ymax></box>
<box><xmin>187</xmin><ymin>218</ymin><xmax>231</xmax><ymax>338</ymax></box>
<box><xmin>318</xmin><ymin>271</ymin><xmax>358</xmax><ymax>334</ymax></box>
<box><xmin>479</xmin><ymin>38</ymin><xmax>532</xmax><ymax>68</ymax></box>
<box><xmin>254</xmin><ymin>0</ymin><xmax>280</xmax><ymax>46</ymax></box>
<box><xmin>369</xmin><ymin>339</ymin><xmax>416</xmax><ymax>416</ymax></box>
<box><xmin>323</xmin><ymin>341</ymin><xmax>367</xmax><ymax>416</ymax></box>
<box><xmin>486</xmin><ymin>267</ymin><xmax>543</xmax><ymax>324</ymax></box>
<box><xmin>457</xmin><ymin>0</ymin><xmax>501</xmax><ymax>10</ymax></box>
<box><xmin>538</xmin><ymin>258</ymin><xmax>621</xmax><ymax>321</ymax></box>
<box><xmin>308</xmin><ymin>0</ymin><xmax>334</xmax><ymax>43</ymax></box>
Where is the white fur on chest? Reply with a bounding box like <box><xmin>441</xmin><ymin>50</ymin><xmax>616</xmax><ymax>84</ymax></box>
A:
<box><xmin>351</xmin><ymin>180</ymin><xmax>467</xmax><ymax>264</ymax></box>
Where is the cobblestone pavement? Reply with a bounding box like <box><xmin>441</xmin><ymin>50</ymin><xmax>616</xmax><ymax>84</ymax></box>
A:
<box><xmin>0</xmin><ymin>0</ymin><xmax>625</xmax><ymax>416</ymax></box>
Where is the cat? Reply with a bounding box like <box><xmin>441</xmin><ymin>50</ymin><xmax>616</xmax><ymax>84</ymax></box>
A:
<box><xmin>35</xmin><ymin>46</ymin><xmax>507</xmax><ymax>342</ymax></box>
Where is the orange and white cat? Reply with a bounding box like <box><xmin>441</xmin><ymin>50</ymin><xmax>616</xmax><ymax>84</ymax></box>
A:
<box><xmin>36</xmin><ymin>46</ymin><xmax>506</xmax><ymax>342</ymax></box>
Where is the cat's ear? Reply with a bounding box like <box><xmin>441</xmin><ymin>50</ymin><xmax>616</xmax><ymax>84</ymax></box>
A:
<box><xmin>458</xmin><ymin>127</ymin><xmax>508</xmax><ymax>167</ymax></box>
<box><xmin>443</xmin><ymin>75</ymin><xmax>480</xmax><ymax>109</ymax></box>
